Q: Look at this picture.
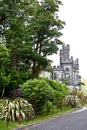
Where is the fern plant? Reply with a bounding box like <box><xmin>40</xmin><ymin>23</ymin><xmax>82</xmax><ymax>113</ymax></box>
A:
<box><xmin>0</xmin><ymin>98</ymin><xmax>35</xmax><ymax>122</ymax></box>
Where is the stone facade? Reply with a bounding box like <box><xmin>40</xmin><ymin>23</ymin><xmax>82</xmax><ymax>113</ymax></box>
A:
<box><xmin>52</xmin><ymin>44</ymin><xmax>81</xmax><ymax>85</ymax></box>
<box><xmin>39</xmin><ymin>44</ymin><xmax>81</xmax><ymax>86</ymax></box>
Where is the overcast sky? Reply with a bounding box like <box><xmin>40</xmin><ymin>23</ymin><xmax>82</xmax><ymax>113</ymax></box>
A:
<box><xmin>50</xmin><ymin>0</ymin><xmax>87</xmax><ymax>79</ymax></box>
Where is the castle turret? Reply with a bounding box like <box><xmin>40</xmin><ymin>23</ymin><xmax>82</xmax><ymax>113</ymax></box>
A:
<box><xmin>75</xmin><ymin>58</ymin><xmax>79</xmax><ymax>70</ymax></box>
<box><xmin>64</xmin><ymin>44</ymin><xmax>70</xmax><ymax>59</ymax></box>
<box><xmin>60</xmin><ymin>44</ymin><xmax>70</xmax><ymax>64</ymax></box>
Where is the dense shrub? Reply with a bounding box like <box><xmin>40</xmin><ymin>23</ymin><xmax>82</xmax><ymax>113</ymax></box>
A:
<box><xmin>21</xmin><ymin>79</ymin><xmax>54</xmax><ymax>114</ymax></box>
<box><xmin>21</xmin><ymin>79</ymin><xmax>53</xmax><ymax>112</ymax></box>
<box><xmin>43</xmin><ymin>101</ymin><xmax>53</xmax><ymax>113</ymax></box>
<box><xmin>21</xmin><ymin>78</ymin><xmax>69</xmax><ymax>114</ymax></box>
<box><xmin>44</xmin><ymin>78</ymin><xmax>69</xmax><ymax>104</ymax></box>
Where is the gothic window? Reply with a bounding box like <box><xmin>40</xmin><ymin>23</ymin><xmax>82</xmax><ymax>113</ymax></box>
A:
<box><xmin>66</xmin><ymin>68</ymin><xmax>69</xmax><ymax>71</ymax></box>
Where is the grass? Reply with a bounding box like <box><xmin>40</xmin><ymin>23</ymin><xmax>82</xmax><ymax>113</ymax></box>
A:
<box><xmin>0</xmin><ymin>107</ymin><xmax>75</xmax><ymax>130</ymax></box>
<box><xmin>0</xmin><ymin>120</ymin><xmax>19</xmax><ymax>130</ymax></box>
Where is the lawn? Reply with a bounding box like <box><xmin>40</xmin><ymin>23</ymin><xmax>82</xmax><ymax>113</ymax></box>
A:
<box><xmin>0</xmin><ymin>120</ymin><xmax>19</xmax><ymax>130</ymax></box>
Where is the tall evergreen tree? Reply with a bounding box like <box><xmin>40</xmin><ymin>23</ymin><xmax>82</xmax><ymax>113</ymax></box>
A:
<box><xmin>27</xmin><ymin>0</ymin><xmax>65</xmax><ymax>78</ymax></box>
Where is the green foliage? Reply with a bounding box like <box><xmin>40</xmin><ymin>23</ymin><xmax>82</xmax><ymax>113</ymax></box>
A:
<box><xmin>46</xmin><ymin>101</ymin><xmax>53</xmax><ymax>113</ymax></box>
<box><xmin>77</xmin><ymin>81</ymin><xmax>85</xmax><ymax>91</ymax></box>
<box><xmin>59</xmin><ymin>78</ymin><xmax>69</xmax><ymax>85</ymax></box>
<box><xmin>0</xmin><ymin>98</ymin><xmax>35</xmax><ymax>122</ymax></box>
<box><xmin>21</xmin><ymin>78</ymin><xmax>54</xmax><ymax>113</ymax></box>
<box><xmin>0</xmin><ymin>41</ymin><xmax>9</xmax><ymax>64</ymax></box>
<box><xmin>21</xmin><ymin>78</ymin><xmax>69</xmax><ymax>114</ymax></box>
<box><xmin>0</xmin><ymin>71</ymin><xmax>10</xmax><ymax>98</ymax></box>
<box><xmin>43</xmin><ymin>101</ymin><xmax>53</xmax><ymax>113</ymax></box>
<box><xmin>77</xmin><ymin>81</ymin><xmax>85</xmax><ymax>86</ymax></box>
<box><xmin>44</xmin><ymin>78</ymin><xmax>69</xmax><ymax>98</ymax></box>
<box><xmin>8</xmin><ymin>71</ymin><xmax>21</xmax><ymax>89</ymax></box>
<box><xmin>0</xmin><ymin>70</ymin><xmax>22</xmax><ymax>98</ymax></box>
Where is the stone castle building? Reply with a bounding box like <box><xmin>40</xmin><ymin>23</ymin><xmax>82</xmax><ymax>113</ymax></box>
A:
<box><xmin>40</xmin><ymin>44</ymin><xmax>81</xmax><ymax>86</ymax></box>
<box><xmin>52</xmin><ymin>44</ymin><xmax>81</xmax><ymax>85</ymax></box>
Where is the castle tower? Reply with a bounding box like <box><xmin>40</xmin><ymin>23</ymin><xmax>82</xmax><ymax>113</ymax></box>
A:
<box><xmin>40</xmin><ymin>44</ymin><xmax>81</xmax><ymax>86</ymax></box>
<box><xmin>60</xmin><ymin>44</ymin><xmax>70</xmax><ymax>65</ymax></box>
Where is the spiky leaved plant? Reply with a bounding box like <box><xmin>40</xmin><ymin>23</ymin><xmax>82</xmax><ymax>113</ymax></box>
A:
<box><xmin>65</xmin><ymin>95</ymin><xmax>82</xmax><ymax>108</ymax></box>
<box><xmin>0</xmin><ymin>98</ymin><xmax>35</xmax><ymax>122</ymax></box>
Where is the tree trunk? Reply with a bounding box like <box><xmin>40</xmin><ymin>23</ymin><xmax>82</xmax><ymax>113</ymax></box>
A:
<box><xmin>32</xmin><ymin>62</ymin><xmax>40</xmax><ymax>79</ymax></box>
